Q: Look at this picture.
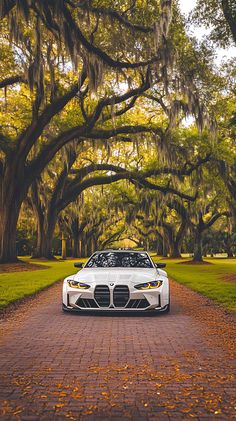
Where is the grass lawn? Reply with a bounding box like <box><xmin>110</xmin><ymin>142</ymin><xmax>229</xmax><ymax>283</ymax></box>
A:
<box><xmin>152</xmin><ymin>256</ymin><xmax>236</xmax><ymax>313</ymax></box>
<box><xmin>0</xmin><ymin>257</ymin><xmax>81</xmax><ymax>309</ymax></box>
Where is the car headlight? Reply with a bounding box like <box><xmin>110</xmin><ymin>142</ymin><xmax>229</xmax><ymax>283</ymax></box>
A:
<box><xmin>67</xmin><ymin>280</ymin><xmax>90</xmax><ymax>289</ymax></box>
<box><xmin>134</xmin><ymin>280</ymin><xmax>163</xmax><ymax>290</ymax></box>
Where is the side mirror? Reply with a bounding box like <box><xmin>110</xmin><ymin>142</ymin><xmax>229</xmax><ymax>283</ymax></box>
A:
<box><xmin>74</xmin><ymin>262</ymin><xmax>84</xmax><ymax>268</ymax></box>
<box><xmin>155</xmin><ymin>263</ymin><xmax>166</xmax><ymax>268</ymax></box>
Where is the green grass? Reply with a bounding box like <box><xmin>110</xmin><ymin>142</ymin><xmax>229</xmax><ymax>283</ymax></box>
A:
<box><xmin>0</xmin><ymin>257</ymin><xmax>82</xmax><ymax>309</ymax></box>
<box><xmin>152</xmin><ymin>256</ymin><xmax>236</xmax><ymax>312</ymax></box>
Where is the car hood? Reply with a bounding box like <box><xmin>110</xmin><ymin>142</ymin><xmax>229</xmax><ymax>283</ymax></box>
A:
<box><xmin>66</xmin><ymin>267</ymin><xmax>167</xmax><ymax>285</ymax></box>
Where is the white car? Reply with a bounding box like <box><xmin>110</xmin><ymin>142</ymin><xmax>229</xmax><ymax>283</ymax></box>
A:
<box><xmin>62</xmin><ymin>250</ymin><xmax>170</xmax><ymax>313</ymax></box>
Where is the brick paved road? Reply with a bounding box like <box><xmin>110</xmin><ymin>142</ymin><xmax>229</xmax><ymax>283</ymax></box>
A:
<box><xmin>0</xmin><ymin>280</ymin><xmax>235</xmax><ymax>420</ymax></box>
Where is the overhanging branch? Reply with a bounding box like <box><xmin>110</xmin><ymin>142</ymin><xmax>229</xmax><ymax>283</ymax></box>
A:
<box><xmin>77</xmin><ymin>3</ymin><xmax>153</xmax><ymax>34</ymax></box>
<box><xmin>27</xmin><ymin>124</ymin><xmax>163</xmax><ymax>181</ymax></box>
<box><xmin>131</xmin><ymin>177</ymin><xmax>197</xmax><ymax>202</ymax></box>
<box><xmin>0</xmin><ymin>75</ymin><xmax>25</xmax><ymax>89</ymax></box>
<box><xmin>59</xmin><ymin>2</ymin><xmax>160</xmax><ymax>70</ymax></box>
<box><xmin>87</xmin><ymin>80</ymin><xmax>150</xmax><ymax>128</ymax></box>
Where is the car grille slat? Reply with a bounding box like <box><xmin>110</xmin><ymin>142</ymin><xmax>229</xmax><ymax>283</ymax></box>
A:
<box><xmin>76</xmin><ymin>298</ymin><xmax>99</xmax><ymax>309</ymax></box>
<box><xmin>94</xmin><ymin>285</ymin><xmax>110</xmax><ymax>307</ymax></box>
<box><xmin>126</xmin><ymin>298</ymin><xmax>150</xmax><ymax>309</ymax></box>
<box><xmin>113</xmin><ymin>285</ymin><xmax>129</xmax><ymax>308</ymax></box>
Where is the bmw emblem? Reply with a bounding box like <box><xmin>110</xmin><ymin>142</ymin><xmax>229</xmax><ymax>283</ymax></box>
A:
<box><xmin>110</xmin><ymin>283</ymin><xmax>114</xmax><ymax>286</ymax></box>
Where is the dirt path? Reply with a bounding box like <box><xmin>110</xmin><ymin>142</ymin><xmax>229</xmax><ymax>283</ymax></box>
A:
<box><xmin>0</xmin><ymin>280</ymin><xmax>235</xmax><ymax>420</ymax></box>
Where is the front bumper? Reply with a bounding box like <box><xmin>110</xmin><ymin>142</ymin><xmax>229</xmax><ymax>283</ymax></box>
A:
<box><xmin>62</xmin><ymin>303</ymin><xmax>169</xmax><ymax>314</ymax></box>
<box><xmin>63</xmin><ymin>283</ymin><xmax>169</xmax><ymax>312</ymax></box>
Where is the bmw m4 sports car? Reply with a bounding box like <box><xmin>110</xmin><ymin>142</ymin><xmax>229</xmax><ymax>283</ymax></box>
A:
<box><xmin>62</xmin><ymin>250</ymin><xmax>170</xmax><ymax>313</ymax></box>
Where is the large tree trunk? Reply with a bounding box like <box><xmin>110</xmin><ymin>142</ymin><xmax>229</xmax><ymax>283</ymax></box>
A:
<box><xmin>61</xmin><ymin>235</ymin><xmax>67</xmax><ymax>260</ymax></box>
<box><xmin>227</xmin><ymin>249</ymin><xmax>234</xmax><ymax>258</ymax></box>
<box><xmin>225</xmin><ymin>240</ymin><xmax>234</xmax><ymax>258</ymax></box>
<box><xmin>31</xmin><ymin>204</ymin><xmax>46</xmax><ymax>258</ymax></box>
<box><xmin>90</xmin><ymin>238</ymin><xmax>96</xmax><ymax>254</ymax></box>
<box><xmin>0</xmin><ymin>203</ymin><xmax>21</xmax><ymax>263</ymax></box>
<box><xmin>71</xmin><ymin>235</ymin><xmax>80</xmax><ymax>258</ymax></box>
<box><xmin>86</xmin><ymin>236</ymin><xmax>91</xmax><ymax>256</ymax></box>
<box><xmin>169</xmin><ymin>241</ymin><xmax>182</xmax><ymax>258</ymax></box>
<box><xmin>32</xmin><ymin>238</ymin><xmax>44</xmax><ymax>259</ymax></box>
<box><xmin>155</xmin><ymin>233</ymin><xmax>166</xmax><ymax>256</ymax></box>
<box><xmin>39</xmin><ymin>230</ymin><xmax>55</xmax><ymax>259</ymax></box>
<box><xmin>84</xmin><ymin>243</ymin><xmax>88</xmax><ymax>258</ymax></box>
<box><xmin>162</xmin><ymin>239</ymin><xmax>168</xmax><ymax>257</ymax></box>
<box><xmin>80</xmin><ymin>234</ymin><xmax>86</xmax><ymax>257</ymax></box>
<box><xmin>32</xmin><ymin>227</ymin><xmax>46</xmax><ymax>258</ymax></box>
<box><xmin>32</xmin><ymin>212</ymin><xmax>57</xmax><ymax>259</ymax></box>
<box><xmin>193</xmin><ymin>230</ymin><xmax>203</xmax><ymax>262</ymax></box>
<box><xmin>78</xmin><ymin>239</ymin><xmax>82</xmax><ymax>257</ymax></box>
<box><xmin>41</xmin><ymin>217</ymin><xmax>57</xmax><ymax>259</ymax></box>
<box><xmin>93</xmin><ymin>237</ymin><xmax>98</xmax><ymax>252</ymax></box>
<box><xmin>224</xmin><ymin>230</ymin><xmax>235</xmax><ymax>258</ymax></box>
<box><xmin>168</xmin><ymin>222</ymin><xmax>186</xmax><ymax>258</ymax></box>
<box><xmin>70</xmin><ymin>217</ymin><xmax>83</xmax><ymax>258</ymax></box>
<box><xmin>0</xmin><ymin>163</ymin><xmax>26</xmax><ymax>263</ymax></box>
<box><xmin>164</xmin><ymin>229</ymin><xmax>181</xmax><ymax>258</ymax></box>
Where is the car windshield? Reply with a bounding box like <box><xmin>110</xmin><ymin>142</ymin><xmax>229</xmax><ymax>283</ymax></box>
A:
<box><xmin>85</xmin><ymin>252</ymin><xmax>153</xmax><ymax>268</ymax></box>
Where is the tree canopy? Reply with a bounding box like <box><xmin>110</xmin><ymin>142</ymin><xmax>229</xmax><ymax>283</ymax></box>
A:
<box><xmin>0</xmin><ymin>0</ymin><xmax>235</xmax><ymax>262</ymax></box>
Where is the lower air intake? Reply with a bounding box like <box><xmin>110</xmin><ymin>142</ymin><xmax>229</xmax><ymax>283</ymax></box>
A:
<box><xmin>76</xmin><ymin>298</ymin><xmax>99</xmax><ymax>309</ymax></box>
<box><xmin>126</xmin><ymin>298</ymin><xmax>150</xmax><ymax>309</ymax></box>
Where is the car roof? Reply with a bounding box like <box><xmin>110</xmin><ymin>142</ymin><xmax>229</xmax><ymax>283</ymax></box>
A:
<box><xmin>94</xmin><ymin>250</ymin><xmax>149</xmax><ymax>254</ymax></box>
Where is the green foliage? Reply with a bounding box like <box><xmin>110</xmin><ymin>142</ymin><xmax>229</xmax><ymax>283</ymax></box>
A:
<box><xmin>191</xmin><ymin>0</ymin><xmax>235</xmax><ymax>47</ymax></box>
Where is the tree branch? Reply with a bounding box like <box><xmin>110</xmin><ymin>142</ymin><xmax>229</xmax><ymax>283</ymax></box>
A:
<box><xmin>218</xmin><ymin>160</ymin><xmax>236</xmax><ymax>201</ymax></box>
<box><xmin>58</xmin><ymin>168</ymin><xmax>197</xmax><ymax>214</ymax></box>
<box><xmin>138</xmin><ymin>154</ymin><xmax>211</xmax><ymax>178</ymax></box>
<box><xmin>132</xmin><ymin>177</ymin><xmax>197</xmax><ymax>202</ymax></box>
<box><xmin>49</xmin><ymin>148</ymin><xmax>77</xmax><ymax>212</ymax></box>
<box><xmin>102</xmin><ymin>96</ymin><xmax>138</xmax><ymax>123</ymax></box>
<box><xmin>16</xmin><ymin>81</ymin><xmax>82</xmax><ymax>159</ymax></box>
<box><xmin>87</xmin><ymin>80</ymin><xmax>150</xmax><ymax>128</ymax></box>
<box><xmin>69</xmin><ymin>163</ymin><xmax>126</xmax><ymax>182</ymax></box>
<box><xmin>205</xmin><ymin>211</ymin><xmax>231</xmax><ymax>229</ymax></box>
<box><xmin>58</xmin><ymin>172</ymin><xmax>130</xmax><ymax>211</ymax></box>
<box><xmin>27</xmin><ymin>124</ymin><xmax>163</xmax><ymax>182</ymax></box>
<box><xmin>59</xmin><ymin>2</ymin><xmax>160</xmax><ymax>70</ymax></box>
<box><xmin>0</xmin><ymin>75</ymin><xmax>25</xmax><ymax>89</ymax></box>
<box><xmin>77</xmin><ymin>3</ymin><xmax>154</xmax><ymax>34</ymax></box>
<box><xmin>0</xmin><ymin>133</ymin><xmax>14</xmax><ymax>155</ymax></box>
<box><xmin>221</xmin><ymin>0</ymin><xmax>236</xmax><ymax>45</ymax></box>
<box><xmin>167</xmin><ymin>199</ymin><xmax>188</xmax><ymax>219</ymax></box>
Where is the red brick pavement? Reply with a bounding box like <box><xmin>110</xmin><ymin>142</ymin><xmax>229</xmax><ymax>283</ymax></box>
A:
<box><xmin>0</xmin><ymin>280</ymin><xmax>235</xmax><ymax>420</ymax></box>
